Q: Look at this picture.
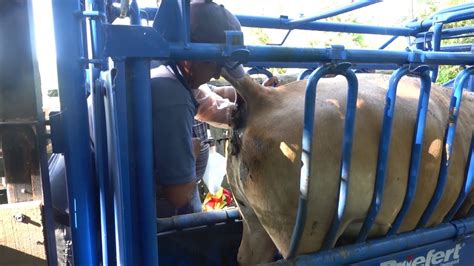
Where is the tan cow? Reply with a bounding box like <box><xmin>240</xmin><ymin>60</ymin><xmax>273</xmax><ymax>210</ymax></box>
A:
<box><xmin>222</xmin><ymin>72</ymin><xmax>474</xmax><ymax>265</ymax></box>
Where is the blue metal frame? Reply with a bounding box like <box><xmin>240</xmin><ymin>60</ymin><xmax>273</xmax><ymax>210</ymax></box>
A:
<box><xmin>288</xmin><ymin>62</ymin><xmax>358</xmax><ymax>258</ymax></box>
<box><xmin>47</xmin><ymin>1</ymin><xmax>474</xmax><ymax>265</ymax></box>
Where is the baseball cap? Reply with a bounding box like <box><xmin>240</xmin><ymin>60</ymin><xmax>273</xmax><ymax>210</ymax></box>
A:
<box><xmin>190</xmin><ymin>1</ymin><xmax>241</xmax><ymax>44</ymax></box>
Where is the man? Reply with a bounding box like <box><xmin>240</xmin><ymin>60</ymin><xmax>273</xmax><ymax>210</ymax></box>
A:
<box><xmin>152</xmin><ymin>0</ymin><xmax>244</xmax><ymax>216</ymax></box>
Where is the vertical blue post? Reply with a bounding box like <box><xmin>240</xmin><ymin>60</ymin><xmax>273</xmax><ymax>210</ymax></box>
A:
<box><xmin>51</xmin><ymin>0</ymin><xmax>99</xmax><ymax>265</ymax></box>
<box><xmin>86</xmin><ymin>0</ymin><xmax>116</xmax><ymax>264</ymax></box>
<box><xmin>129</xmin><ymin>1</ymin><xmax>159</xmax><ymax>265</ymax></box>
<box><xmin>110</xmin><ymin>59</ymin><xmax>138</xmax><ymax>265</ymax></box>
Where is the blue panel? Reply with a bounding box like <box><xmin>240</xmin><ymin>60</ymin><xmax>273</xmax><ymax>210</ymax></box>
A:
<box><xmin>286</xmin><ymin>218</ymin><xmax>474</xmax><ymax>265</ymax></box>
<box><xmin>103</xmin><ymin>24</ymin><xmax>170</xmax><ymax>58</ymax></box>
<box><xmin>51</xmin><ymin>0</ymin><xmax>100</xmax><ymax>265</ymax></box>
<box><xmin>353</xmin><ymin>237</ymin><xmax>474</xmax><ymax>266</ymax></box>
<box><xmin>152</xmin><ymin>0</ymin><xmax>189</xmax><ymax>43</ymax></box>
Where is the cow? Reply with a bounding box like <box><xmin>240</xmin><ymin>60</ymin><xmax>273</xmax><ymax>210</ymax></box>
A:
<box><xmin>221</xmin><ymin>72</ymin><xmax>474</xmax><ymax>265</ymax></box>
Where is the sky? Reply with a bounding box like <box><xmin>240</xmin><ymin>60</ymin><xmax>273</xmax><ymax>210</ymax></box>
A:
<box><xmin>32</xmin><ymin>0</ymin><xmax>452</xmax><ymax>99</ymax></box>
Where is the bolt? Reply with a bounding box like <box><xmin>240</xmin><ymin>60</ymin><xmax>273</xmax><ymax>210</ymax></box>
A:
<box><xmin>14</xmin><ymin>213</ymin><xmax>25</xmax><ymax>223</ymax></box>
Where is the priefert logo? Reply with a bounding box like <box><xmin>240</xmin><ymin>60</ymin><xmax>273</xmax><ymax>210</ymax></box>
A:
<box><xmin>380</xmin><ymin>243</ymin><xmax>463</xmax><ymax>266</ymax></box>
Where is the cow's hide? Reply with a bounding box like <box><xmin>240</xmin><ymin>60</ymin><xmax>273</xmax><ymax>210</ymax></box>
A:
<box><xmin>223</xmin><ymin>73</ymin><xmax>474</xmax><ymax>265</ymax></box>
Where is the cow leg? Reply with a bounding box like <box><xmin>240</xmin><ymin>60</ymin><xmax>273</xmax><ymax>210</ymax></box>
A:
<box><xmin>236</xmin><ymin>200</ymin><xmax>277</xmax><ymax>265</ymax></box>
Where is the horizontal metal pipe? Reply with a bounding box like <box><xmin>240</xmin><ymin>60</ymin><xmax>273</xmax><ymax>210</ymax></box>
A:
<box><xmin>246</xmin><ymin>61</ymin><xmax>398</xmax><ymax>70</ymax></box>
<box><xmin>109</xmin><ymin>5</ymin><xmax>416</xmax><ymax>36</ymax></box>
<box><xmin>168</xmin><ymin>44</ymin><xmax>474</xmax><ymax>65</ymax></box>
<box><xmin>287</xmin><ymin>0</ymin><xmax>381</xmax><ymax>27</ymax></box>
<box><xmin>442</xmin><ymin>25</ymin><xmax>474</xmax><ymax>37</ymax></box>
<box><xmin>237</xmin><ymin>15</ymin><xmax>417</xmax><ymax>36</ymax></box>
<box><xmin>289</xmin><ymin>218</ymin><xmax>474</xmax><ymax>265</ymax></box>
<box><xmin>407</xmin><ymin>8</ymin><xmax>474</xmax><ymax>31</ymax></box>
<box><xmin>156</xmin><ymin>208</ymin><xmax>241</xmax><ymax>233</ymax></box>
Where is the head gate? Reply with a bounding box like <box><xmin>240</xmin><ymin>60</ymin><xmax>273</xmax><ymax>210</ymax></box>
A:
<box><xmin>288</xmin><ymin>62</ymin><xmax>359</xmax><ymax>258</ymax></box>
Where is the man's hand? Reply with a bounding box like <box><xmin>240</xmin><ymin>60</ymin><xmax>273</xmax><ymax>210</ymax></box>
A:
<box><xmin>162</xmin><ymin>181</ymin><xmax>196</xmax><ymax>208</ymax></box>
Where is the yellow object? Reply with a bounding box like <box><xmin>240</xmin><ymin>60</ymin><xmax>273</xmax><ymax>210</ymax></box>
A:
<box><xmin>202</xmin><ymin>187</ymin><xmax>233</xmax><ymax>212</ymax></box>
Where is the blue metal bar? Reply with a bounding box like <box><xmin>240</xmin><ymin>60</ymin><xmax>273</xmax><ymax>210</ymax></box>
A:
<box><xmin>430</xmin><ymin>23</ymin><xmax>443</xmax><ymax>82</ymax></box>
<box><xmin>248</xmin><ymin>62</ymin><xmax>397</xmax><ymax>71</ymax></box>
<box><xmin>110</xmin><ymin>59</ymin><xmax>138</xmax><ymax>265</ymax></box>
<box><xmin>109</xmin><ymin>5</ymin><xmax>417</xmax><ymax>36</ymax></box>
<box><xmin>287</xmin><ymin>0</ymin><xmax>381</xmax><ymax>27</ymax></box>
<box><xmin>433</xmin><ymin>67</ymin><xmax>474</xmax><ymax>223</ymax></box>
<box><xmin>429</xmin><ymin>2</ymin><xmax>474</xmax><ymax>18</ymax></box>
<box><xmin>407</xmin><ymin>8</ymin><xmax>474</xmax><ymax>31</ymax></box>
<box><xmin>297</xmin><ymin>69</ymin><xmax>315</xmax><ymax>80</ymax></box>
<box><xmin>289</xmin><ymin>218</ymin><xmax>474</xmax><ymax>265</ymax></box>
<box><xmin>237</xmin><ymin>15</ymin><xmax>417</xmax><ymax>36</ymax></box>
<box><xmin>442</xmin><ymin>26</ymin><xmax>474</xmax><ymax>38</ymax></box>
<box><xmin>51</xmin><ymin>0</ymin><xmax>100</xmax><ymax>265</ymax></box>
<box><xmin>357</xmin><ymin>66</ymin><xmax>432</xmax><ymax>242</ymax></box>
<box><xmin>387</xmin><ymin>66</ymin><xmax>432</xmax><ymax>236</ymax></box>
<box><xmin>157</xmin><ymin>208</ymin><xmax>241</xmax><ymax>233</ymax></box>
<box><xmin>417</xmin><ymin>69</ymin><xmax>473</xmax><ymax>228</ymax></box>
<box><xmin>129</xmin><ymin>1</ymin><xmax>159</xmax><ymax>265</ymax></box>
<box><xmin>379</xmin><ymin>35</ymin><xmax>399</xmax><ymax>49</ymax></box>
<box><xmin>441</xmin><ymin>44</ymin><xmax>473</xmax><ymax>52</ymax></box>
<box><xmin>288</xmin><ymin>63</ymin><xmax>358</xmax><ymax>258</ymax></box>
<box><xmin>322</xmin><ymin>65</ymin><xmax>359</xmax><ymax>250</ymax></box>
<box><xmin>103</xmin><ymin>27</ymin><xmax>474</xmax><ymax>65</ymax></box>
<box><xmin>246</xmin><ymin>67</ymin><xmax>273</xmax><ymax>78</ymax></box>
<box><xmin>87</xmin><ymin>0</ymin><xmax>116</xmax><ymax>264</ymax></box>
<box><xmin>445</xmin><ymin>132</ymin><xmax>474</xmax><ymax>222</ymax></box>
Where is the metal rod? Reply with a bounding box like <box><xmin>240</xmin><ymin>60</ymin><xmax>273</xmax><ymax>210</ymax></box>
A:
<box><xmin>407</xmin><ymin>8</ymin><xmax>474</xmax><ymax>31</ymax></box>
<box><xmin>238</xmin><ymin>15</ymin><xmax>417</xmax><ymax>36</ymax></box>
<box><xmin>322</xmin><ymin>64</ymin><xmax>359</xmax><ymax>250</ymax></box>
<box><xmin>288</xmin><ymin>63</ymin><xmax>358</xmax><ymax>258</ymax></box>
<box><xmin>427</xmin><ymin>67</ymin><xmax>474</xmax><ymax>224</ymax></box>
<box><xmin>129</xmin><ymin>1</ymin><xmax>159</xmax><ymax>264</ymax></box>
<box><xmin>110</xmin><ymin>59</ymin><xmax>138</xmax><ymax>265</ymax></box>
<box><xmin>297</xmin><ymin>69</ymin><xmax>315</xmax><ymax>80</ymax></box>
<box><xmin>87</xmin><ymin>0</ymin><xmax>116</xmax><ymax>264</ymax></box>
<box><xmin>387</xmin><ymin>66</ymin><xmax>432</xmax><ymax>236</ymax></box>
<box><xmin>103</xmin><ymin>25</ymin><xmax>474</xmax><ymax>65</ymax></box>
<box><xmin>246</xmin><ymin>67</ymin><xmax>273</xmax><ymax>78</ymax></box>
<box><xmin>379</xmin><ymin>35</ymin><xmax>399</xmax><ymax>50</ymax></box>
<box><xmin>51</xmin><ymin>0</ymin><xmax>100</xmax><ymax>264</ymax></box>
<box><xmin>442</xmin><ymin>25</ymin><xmax>474</xmax><ymax>38</ymax></box>
<box><xmin>357</xmin><ymin>66</ymin><xmax>432</xmax><ymax>242</ymax></box>
<box><xmin>445</xmin><ymin>133</ymin><xmax>474</xmax><ymax>222</ymax></box>
<box><xmin>157</xmin><ymin>208</ymin><xmax>241</xmax><ymax>233</ymax></box>
<box><xmin>108</xmin><ymin>5</ymin><xmax>417</xmax><ymax>36</ymax></box>
<box><xmin>417</xmin><ymin>69</ymin><xmax>470</xmax><ymax>228</ymax></box>
<box><xmin>287</xmin><ymin>0</ymin><xmax>381</xmax><ymax>27</ymax></box>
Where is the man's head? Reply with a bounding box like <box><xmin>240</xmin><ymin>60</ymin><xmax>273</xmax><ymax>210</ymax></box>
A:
<box><xmin>180</xmin><ymin>1</ymin><xmax>241</xmax><ymax>89</ymax></box>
